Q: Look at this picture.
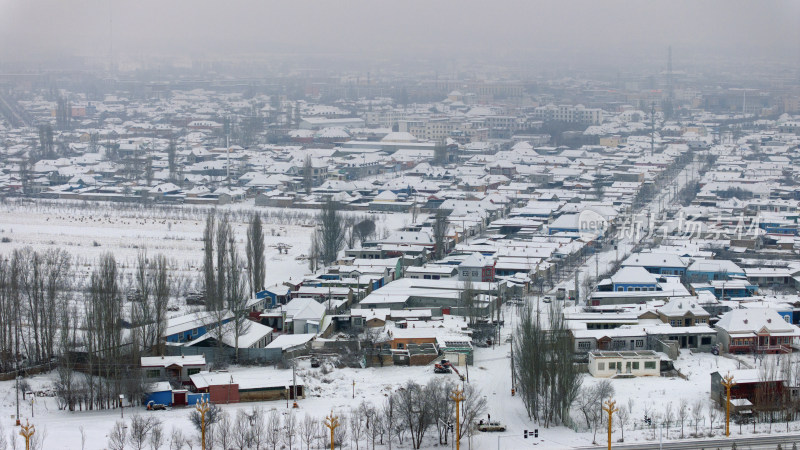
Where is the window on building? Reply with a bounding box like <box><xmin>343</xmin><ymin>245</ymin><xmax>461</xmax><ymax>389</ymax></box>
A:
<box><xmin>635</xmin><ymin>340</ymin><xmax>644</xmax><ymax>348</ymax></box>
<box><xmin>192</xmin><ymin>328</ymin><xmax>199</xmax><ymax>336</ymax></box>
<box><xmin>597</xmin><ymin>362</ymin><xmax>605</xmax><ymax>371</ymax></box>
<box><xmin>701</xmin><ymin>337</ymin><xmax>712</xmax><ymax>346</ymax></box>
<box><xmin>146</xmin><ymin>369</ymin><xmax>160</xmax><ymax>379</ymax></box>
<box><xmin>397</xmin><ymin>343</ymin><xmax>404</xmax><ymax>349</ymax></box>
<box><xmin>608</xmin><ymin>362</ymin><xmax>616</xmax><ymax>370</ymax></box>
<box><xmin>187</xmin><ymin>368</ymin><xmax>201</xmax><ymax>377</ymax></box>
<box><xmin>462</xmin><ymin>271</ymin><xmax>469</xmax><ymax>277</ymax></box>
<box><xmin>617</xmin><ymin>287</ymin><xmax>624</xmax><ymax>292</ymax></box>
<box><xmin>472</xmin><ymin>271</ymin><xmax>478</xmax><ymax>277</ymax></box>
<box><xmin>632</xmin><ymin>362</ymin><xmax>640</xmax><ymax>370</ymax></box>
<box><xmin>644</xmin><ymin>361</ymin><xmax>656</xmax><ymax>369</ymax></box>
<box><xmin>578</xmin><ymin>341</ymin><xmax>590</xmax><ymax>349</ymax></box>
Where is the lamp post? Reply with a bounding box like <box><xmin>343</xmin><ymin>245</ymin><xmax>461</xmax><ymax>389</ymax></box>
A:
<box><xmin>449</xmin><ymin>388</ymin><xmax>465</xmax><ymax>450</ymax></box>
<box><xmin>195</xmin><ymin>398</ymin><xmax>210</xmax><ymax>450</ymax></box>
<box><xmin>602</xmin><ymin>399</ymin><xmax>618</xmax><ymax>450</ymax></box>
<box><xmin>352</xmin><ymin>380</ymin><xmax>356</xmax><ymax>399</ymax></box>
<box><xmin>721</xmin><ymin>373</ymin><xmax>736</xmax><ymax>437</ymax></box>
<box><xmin>323</xmin><ymin>411</ymin><xmax>340</xmax><ymax>450</ymax></box>
<box><xmin>119</xmin><ymin>394</ymin><xmax>125</xmax><ymax>419</ymax></box>
<box><xmin>19</xmin><ymin>419</ymin><xmax>34</xmax><ymax>450</ymax></box>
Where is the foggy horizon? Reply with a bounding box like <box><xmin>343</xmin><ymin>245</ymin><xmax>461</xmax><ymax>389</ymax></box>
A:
<box><xmin>2</xmin><ymin>0</ymin><xmax>799</xmax><ymax>73</ymax></box>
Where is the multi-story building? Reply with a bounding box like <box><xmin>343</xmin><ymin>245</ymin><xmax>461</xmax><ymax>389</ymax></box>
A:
<box><xmin>532</xmin><ymin>104</ymin><xmax>604</xmax><ymax>124</ymax></box>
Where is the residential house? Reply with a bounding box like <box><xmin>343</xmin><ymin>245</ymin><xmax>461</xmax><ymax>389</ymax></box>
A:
<box><xmin>458</xmin><ymin>252</ymin><xmax>496</xmax><ymax>282</ymax></box>
<box><xmin>686</xmin><ymin>259</ymin><xmax>746</xmax><ymax>282</ymax></box>
<box><xmin>657</xmin><ymin>298</ymin><xmax>711</xmax><ymax>327</ymax></box>
<box><xmin>715</xmin><ymin>308</ymin><xmax>800</xmax><ymax>354</ymax></box>
<box><xmin>190</xmin><ymin>369</ymin><xmax>304</xmax><ymax>404</ymax></box>
<box><xmin>588</xmin><ymin>350</ymin><xmax>661</xmax><ymax>378</ymax></box>
<box><xmin>141</xmin><ymin>355</ymin><xmax>206</xmax><ymax>385</ymax></box>
<box><xmin>609</xmin><ymin>266</ymin><xmax>659</xmax><ymax>292</ymax></box>
<box><xmin>622</xmin><ymin>253</ymin><xmax>689</xmax><ymax>276</ymax></box>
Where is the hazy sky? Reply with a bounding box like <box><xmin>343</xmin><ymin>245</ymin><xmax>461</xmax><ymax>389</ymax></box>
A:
<box><xmin>1</xmin><ymin>0</ymin><xmax>798</xmax><ymax>68</ymax></box>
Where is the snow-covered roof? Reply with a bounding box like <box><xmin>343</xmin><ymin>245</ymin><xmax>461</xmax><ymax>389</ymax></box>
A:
<box><xmin>265</xmin><ymin>333</ymin><xmax>316</xmax><ymax>350</ymax></box>
<box><xmin>611</xmin><ymin>266</ymin><xmax>658</xmax><ymax>285</ymax></box>
<box><xmin>190</xmin><ymin>369</ymin><xmax>303</xmax><ymax>390</ymax></box>
<box><xmin>141</xmin><ymin>355</ymin><xmax>206</xmax><ymax>368</ymax></box>
<box><xmin>623</xmin><ymin>253</ymin><xmax>688</xmax><ymax>269</ymax></box>
<box><xmin>716</xmin><ymin>308</ymin><xmax>799</xmax><ymax>334</ymax></box>
<box><xmin>657</xmin><ymin>298</ymin><xmax>709</xmax><ymax>317</ymax></box>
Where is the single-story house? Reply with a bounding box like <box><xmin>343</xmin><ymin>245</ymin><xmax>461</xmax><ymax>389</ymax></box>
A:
<box><xmin>588</xmin><ymin>350</ymin><xmax>661</xmax><ymax>378</ymax></box>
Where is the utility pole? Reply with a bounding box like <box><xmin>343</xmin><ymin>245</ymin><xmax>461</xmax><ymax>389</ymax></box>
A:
<box><xmin>324</xmin><ymin>411</ymin><xmax>340</xmax><ymax>450</ymax></box>
<box><xmin>721</xmin><ymin>373</ymin><xmax>736</xmax><ymax>437</ymax></box>
<box><xmin>292</xmin><ymin>363</ymin><xmax>299</xmax><ymax>408</ymax></box>
<box><xmin>450</xmin><ymin>388</ymin><xmax>465</xmax><ymax>450</ymax></box>
<box><xmin>510</xmin><ymin>339</ymin><xmax>515</xmax><ymax>396</ymax></box>
<box><xmin>602</xmin><ymin>400</ymin><xmax>618</xmax><ymax>450</ymax></box>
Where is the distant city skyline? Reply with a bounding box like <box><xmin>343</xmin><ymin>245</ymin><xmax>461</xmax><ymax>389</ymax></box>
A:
<box><xmin>1</xmin><ymin>0</ymin><xmax>798</xmax><ymax>72</ymax></box>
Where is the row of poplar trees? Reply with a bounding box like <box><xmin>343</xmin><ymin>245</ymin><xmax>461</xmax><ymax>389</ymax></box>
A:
<box><xmin>202</xmin><ymin>211</ymin><xmax>266</xmax><ymax>361</ymax></box>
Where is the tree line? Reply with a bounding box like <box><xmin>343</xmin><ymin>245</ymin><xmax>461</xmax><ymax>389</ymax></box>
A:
<box><xmin>106</xmin><ymin>377</ymin><xmax>486</xmax><ymax>450</ymax></box>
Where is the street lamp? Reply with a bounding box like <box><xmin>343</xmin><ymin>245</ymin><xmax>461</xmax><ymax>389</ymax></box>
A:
<box><xmin>721</xmin><ymin>373</ymin><xmax>736</xmax><ymax>437</ymax></box>
<box><xmin>195</xmin><ymin>398</ymin><xmax>210</xmax><ymax>450</ymax></box>
<box><xmin>19</xmin><ymin>419</ymin><xmax>34</xmax><ymax>450</ymax></box>
<box><xmin>119</xmin><ymin>394</ymin><xmax>125</xmax><ymax>419</ymax></box>
<box><xmin>323</xmin><ymin>411</ymin><xmax>340</xmax><ymax>450</ymax></box>
<box><xmin>602</xmin><ymin>399</ymin><xmax>618</xmax><ymax>450</ymax></box>
<box><xmin>449</xmin><ymin>388</ymin><xmax>465</xmax><ymax>450</ymax></box>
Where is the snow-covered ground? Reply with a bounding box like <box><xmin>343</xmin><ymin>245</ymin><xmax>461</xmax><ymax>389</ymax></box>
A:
<box><xmin>3</xmin><ymin>321</ymin><xmax>790</xmax><ymax>450</ymax></box>
<box><xmin>0</xmin><ymin>199</ymin><xmax>409</xmax><ymax>294</ymax></box>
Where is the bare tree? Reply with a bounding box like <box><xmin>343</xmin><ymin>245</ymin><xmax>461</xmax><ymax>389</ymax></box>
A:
<box><xmin>677</xmin><ymin>399</ymin><xmax>688</xmax><ymax>438</ymax></box>
<box><xmin>284</xmin><ymin>410</ymin><xmax>298</xmax><ymax>450</ymax></box>
<box><xmin>350</xmin><ymin>409</ymin><xmax>366</xmax><ymax>450</ymax></box>
<box><xmin>354</xmin><ymin>219</ymin><xmax>376</xmax><ymax>245</ymax></box>
<box><xmin>303</xmin><ymin>155</ymin><xmax>313</xmax><ymax>195</ymax></box>
<box><xmin>300</xmin><ymin>415</ymin><xmax>318</xmax><ymax>450</ymax></box>
<box><xmin>663</xmin><ymin>402</ymin><xmax>674</xmax><ymax>439</ymax></box>
<box><xmin>457</xmin><ymin>383</ymin><xmax>488</xmax><ymax>442</ymax></box>
<box><xmin>212</xmin><ymin>411</ymin><xmax>232</xmax><ymax>450</ymax></box>
<box><xmin>433</xmin><ymin>139</ymin><xmax>448</xmax><ymax>166</ymax></box>
<box><xmin>167</xmin><ymin>138</ymin><xmax>177</xmax><ymax>182</ymax></box>
<box><xmin>169</xmin><ymin>427</ymin><xmax>185</xmax><ymax>450</ymax></box>
<box><xmin>225</xmin><ymin>226</ymin><xmax>250</xmax><ymax>362</ymax></box>
<box><xmin>109</xmin><ymin>421</ymin><xmax>127</xmax><ymax>450</ymax></box>
<box><xmin>617</xmin><ymin>406</ymin><xmax>630</xmax><ymax>442</ymax></box>
<box><xmin>129</xmin><ymin>415</ymin><xmax>160</xmax><ymax>450</ymax></box>
<box><xmin>515</xmin><ymin>303</ymin><xmax>581</xmax><ymax>427</ymax></box>
<box><xmin>28</xmin><ymin>426</ymin><xmax>46</xmax><ymax>450</ymax></box>
<box><xmin>432</xmin><ymin>209</ymin><xmax>449</xmax><ymax>260</ymax></box>
<box><xmin>265</xmin><ymin>409</ymin><xmax>282</xmax><ymax>450</ymax></box>
<box><xmin>149</xmin><ymin>421</ymin><xmax>165</xmax><ymax>450</ymax></box>
<box><xmin>393</xmin><ymin>380</ymin><xmax>433</xmax><ymax>449</ymax></box>
<box><xmin>232</xmin><ymin>410</ymin><xmax>251</xmax><ymax>449</ymax></box>
<box><xmin>317</xmin><ymin>198</ymin><xmax>346</xmax><ymax>266</ymax></box>
<box><xmin>708</xmin><ymin>402</ymin><xmax>718</xmax><ymax>436</ymax></box>
<box><xmin>246</xmin><ymin>213</ymin><xmax>266</xmax><ymax>296</ymax></box>
<box><xmin>692</xmin><ymin>399</ymin><xmax>704</xmax><ymax>437</ymax></box>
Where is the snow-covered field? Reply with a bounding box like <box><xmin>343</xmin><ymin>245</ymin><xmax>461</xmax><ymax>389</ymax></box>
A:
<box><xmin>0</xmin><ymin>199</ymin><xmax>409</xmax><ymax>294</ymax></box>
